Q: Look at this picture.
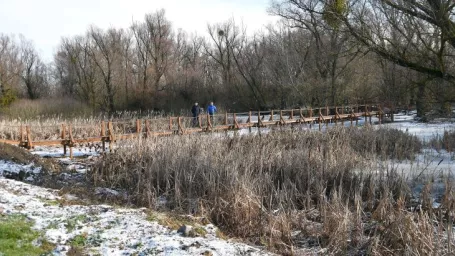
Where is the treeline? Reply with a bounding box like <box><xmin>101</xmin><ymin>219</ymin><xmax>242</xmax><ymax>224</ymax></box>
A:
<box><xmin>1</xmin><ymin>2</ymin><xmax>455</xmax><ymax>117</ymax></box>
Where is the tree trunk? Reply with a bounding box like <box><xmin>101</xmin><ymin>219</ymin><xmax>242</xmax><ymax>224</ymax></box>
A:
<box><xmin>416</xmin><ymin>82</ymin><xmax>427</xmax><ymax>119</ymax></box>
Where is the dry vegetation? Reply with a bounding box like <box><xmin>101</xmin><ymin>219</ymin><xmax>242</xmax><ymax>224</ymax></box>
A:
<box><xmin>87</xmin><ymin>126</ymin><xmax>455</xmax><ymax>255</ymax></box>
<box><xmin>429</xmin><ymin>130</ymin><xmax>455</xmax><ymax>153</ymax></box>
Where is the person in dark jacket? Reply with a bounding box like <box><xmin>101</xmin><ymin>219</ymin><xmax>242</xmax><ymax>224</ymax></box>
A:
<box><xmin>191</xmin><ymin>102</ymin><xmax>200</xmax><ymax>126</ymax></box>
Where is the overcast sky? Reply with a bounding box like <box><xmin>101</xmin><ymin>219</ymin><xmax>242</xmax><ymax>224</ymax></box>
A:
<box><xmin>0</xmin><ymin>0</ymin><xmax>277</xmax><ymax>62</ymax></box>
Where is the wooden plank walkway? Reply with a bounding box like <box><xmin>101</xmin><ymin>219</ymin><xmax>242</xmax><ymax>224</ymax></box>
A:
<box><xmin>0</xmin><ymin>104</ymin><xmax>387</xmax><ymax>158</ymax></box>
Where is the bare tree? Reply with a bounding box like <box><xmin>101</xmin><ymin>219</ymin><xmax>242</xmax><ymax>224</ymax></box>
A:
<box><xmin>88</xmin><ymin>26</ymin><xmax>125</xmax><ymax>114</ymax></box>
<box><xmin>131</xmin><ymin>9</ymin><xmax>173</xmax><ymax>108</ymax></box>
<box><xmin>0</xmin><ymin>34</ymin><xmax>22</xmax><ymax>106</ymax></box>
<box><xmin>270</xmin><ymin>0</ymin><xmax>360</xmax><ymax>106</ymax></box>
<box><xmin>19</xmin><ymin>36</ymin><xmax>49</xmax><ymax>99</ymax></box>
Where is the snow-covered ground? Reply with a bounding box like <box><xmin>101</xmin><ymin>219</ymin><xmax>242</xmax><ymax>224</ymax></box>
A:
<box><xmin>0</xmin><ymin>175</ymin><xmax>272</xmax><ymax>256</ymax></box>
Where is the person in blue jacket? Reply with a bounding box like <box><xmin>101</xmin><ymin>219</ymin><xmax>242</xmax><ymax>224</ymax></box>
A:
<box><xmin>207</xmin><ymin>102</ymin><xmax>217</xmax><ymax>125</ymax></box>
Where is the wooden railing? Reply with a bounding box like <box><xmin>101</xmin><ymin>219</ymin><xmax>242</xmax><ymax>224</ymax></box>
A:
<box><xmin>0</xmin><ymin>105</ymin><xmax>386</xmax><ymax>158</ymax></box>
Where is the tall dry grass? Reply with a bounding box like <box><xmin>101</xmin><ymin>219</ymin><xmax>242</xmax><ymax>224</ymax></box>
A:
<box><xmin>88</xmin><ymin>126</ymin><xmax>455</xmax><ymax>254</ymax></box>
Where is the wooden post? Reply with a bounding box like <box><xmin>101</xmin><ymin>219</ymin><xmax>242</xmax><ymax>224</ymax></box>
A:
<box><xmin>169</xmin><ymin>117</ymin><xmax>173</xmax><ymax>131</ymax></box>
<box><xmin>319</xmin><ymin>111</ymin><xmax>323</xmax><ymax>131</ymax></box>
<box><xmin>233</xmin><ymin>113</ymin><xmax>240</xmax><ymax>129</ymax></box>
<box><xmin>334</xmin><ymin>107</ymin><xmax>338</xmax><ymax>125</ymax></box>
<box><xmin>198</xmin><ymin>115</ymin><xmax>202</xmax><ymax>129</ymax></box>
<box><xmin>279</xmin><ymin>110</ymin><xmax>284</xmax><ymax>125</ymax></box>
<box><xmin>108</xmin><ymin>121</ymin><xmax>114</xmax><ymax>152</ymax></box>
<box><xmin>368</xmin><ymin>105</ymin><xmax>372</xmax><ymax>125</ymax></box>
<box><xmin>225</xmin><ymin>112</ymin><xmax>228</xmax><ymax>125</ymax></box>
<box><xmin>101</xmin><ymin>121</ymin><xmax>106</xmax><ymax>152</ymax></box>
<box><xmin>258</xmin><ymin>110</ymin><xmax>262</xmax><ymax>127</ymax></box>
<box><xmin>19</xmin><ymin>125</ymin><xmax>24</xmax><ymax>146</ymax></box>
<box><xmin>299</xmin><ymin>108</ymin><xmax>303</xmax><ymax>123</ymax></box>
<box><xmin>269</xmin><ymin>110</ymin><xmax>274</xmax><ymax>121</ymax></box>
<box><xmin>61</xmin><ymin>124</ymin><xmax>67</xmax><ymax>155</ymax></box>
<box><xmin>26</xmin><ymin>126</ymin><xmax>33</xmax><ymax>149</ymax></box>
<box><xmin>207</xmin><ymin>113</ymin><xmax>212</xmax><ymax>130</ymax></box>
<box><xmin>290</xmin><ymin>109</ymin><xmax>294</xmax><ymax>120</ymax></box>
<box><xmin>350</xmin><ymin>110</ymin><xmax>354</xmax><ymax>127</ymax></box>
<box><xmin>136</xmin><ymin>119</ymin><xmax>141</xmax><ymax>135</ymax></box>
<box><xmin>341</xmin><ymin>106</ymin><xmax>345</xmax><ymax>126</ymax></box>
<box><xmin>257</xmin><ymin>110</ymin><xmax>262</xmax><ymax>135</ymax></box>
<box><xmin>68</xmin><ymin>125</ymin><xmax>75</xmax><ymax>159</ymax></box>
<box><xmin>177</xmin><ymin>117</ymin><xmax>183</xmax><ymax>134</ymax></box>
<box><xmin>145</xmin><ymin>120</ymin><xmax>151</xmax><ymax>138</ymax></box>
<box><xmin>101</xmin><ymin>121</ymin><xmax>105</xmax><ymax>136</ymax></box>
<box><xmin>248</xmin><ymin>111</ymin><xmax>252</xmax><ymax>133</ymax></box>
<box><xmin>309</xmin><ymin>108</ymin><xmax>313</xmax><ymax>129</ymax></box>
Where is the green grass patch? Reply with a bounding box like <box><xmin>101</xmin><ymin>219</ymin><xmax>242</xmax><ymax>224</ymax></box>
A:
<box><xmin>70</xmin><ymin>234</ymin><xmax>87</xmax><ymax>247</ymax></box>
<box><xmin>65</xmin><ymin>215</ymin><xmax>89</xmax><ymax>232</ymax></box>
<box><xmin>0</xmin><ymin>214</ymin><xmax>53</xmax><ymax>255</ymax></box>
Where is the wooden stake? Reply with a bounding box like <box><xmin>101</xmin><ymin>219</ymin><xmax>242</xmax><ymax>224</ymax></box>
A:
<box><xmin>177</xmin><ymin>117</ymin><xmax>183</xmax><ymax>134</ymax></box>
<box><xmin>233</xmin><ymin>113</ymin><xmax>240</xmax><ymax>129</ymax></box>
<box><xmin>69</xmin><ymin>125</ymin><xmax>75</xmax><ymax>159</ymax></box>
<box><xmin>26</xmin><ymin>126</ymin><xmax>33</xmax><ymax>149</ymax></box>
<box><xmin>269</xmin><ymin>110</ymin><xmax>274</xmax><ymax>121</ymax></box>
<box><xmin>19</xmin><ymin>125</ymin><xmax>23</xmax><ymax>145</ymax></box>
<box><xmin>146</xmin><ymin>120</ymin><xmax>151</xmax><ymax>138</ymax></box>
<box><xmin>207</xmin><ymin>113</ymin><xmax>212</xmax><ymax>130</ymax></box>
<box><xmin>136</xmin><ymin>119</ymin><xmax>141</xmax><ymax>134</ymax></box>
<box><xmin>101</xmin><ymin>121</ymin><xmax>106</xmax><ymax>136</ymax></box>
<box><xmin>108</xmin><ymin>121</ymin><xmax>114</xmax><ymax>152</ymax></box>
<box><xmin>225</xmin><ymin>112</ymin><xmax>228</xmax><ymax>125</ymax></box>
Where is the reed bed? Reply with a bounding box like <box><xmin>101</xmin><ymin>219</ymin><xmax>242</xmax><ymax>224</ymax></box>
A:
<box><xmin>88</xmin><ymin>126</ymin><xmax>455</xmax><ymax>254</ymax></box>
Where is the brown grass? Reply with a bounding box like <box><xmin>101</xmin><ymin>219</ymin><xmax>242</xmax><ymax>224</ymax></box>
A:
<box><xmin>429</xmin><ymin>130</ymin><xmax>455</xmax><ymax>152</ymax></box>
<box><xmin>87</xmin><ymin>126</ymin><xmax>455</xmax><ymax>254</ymax></box>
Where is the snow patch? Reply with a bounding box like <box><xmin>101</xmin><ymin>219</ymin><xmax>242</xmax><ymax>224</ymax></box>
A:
<box><xmin>0</xmin><ymin>176</ymin><xmax>272</xmax><ymax>256</ymax></box>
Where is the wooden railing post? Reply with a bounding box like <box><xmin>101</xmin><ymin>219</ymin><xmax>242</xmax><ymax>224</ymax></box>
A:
<box><xmin>269</xmin><ymin>110</ymin><xmax>274</xmax><ymax>122</ymax></box>
<box><xmin>101</xmin><ymin>121</ymin><xmax>106</xmax><ymax>152</ymax></box>
<box><xmin>26</xmin><ymin>126</ymin><xmax>33</xmax><ymax>150</ymax></box>
<box><xmin>69</xmin><ymin>125</ymin><xmax>74</xmax><ymax>159</ymax></box>
<box><xmin>136</xmin><ymin>119</ymin><xmax>141</xmax><ymax>135</ymax></box>
<box><xmin>61</xmin><ymin>124</ymin><xmax>67</xmax><ymax>155</ymax></box>
<box><xmin>108</xmin><ymin>121</ymin><xmax>114</xmax><ymax>152</ymax></box>
<box><xmin>20</xmin><ymin>125</ymin><xmax>24</xmax><ymax>146</ymax></box>
<box><xmin>334</xmin><ymin>107</ymin><xmax>338</xmax><ymax>125</ymax></box>
<box><xmin>177</xmin><ymin>117</ymin><xmax>184</xmax><ymax>135</ymax></box>
<box><xmin>290</xmin><ymin>109</ymin><xmax>294</xmax><ymax>120</ymax></box>
<box><xmin>233</xmin><ymin>113</ymin><xmax>240</xmax><ymax>129</ymax></box>
<box><xmin>225</xmin><ymin>112</ymin><xmax>228</xmax><ymax>125</ymax></box>
<box><xmin>145</xmin><ymin>120</ymin><xmax>151</xmax><ymax>138</ymax></box>
<box><xmin>309</xmin><ymin>107</ymin><xmax>313</xmax><ymax>128</ymax></box>
<box><xmin>318</xmin><ymin>110</ymin><xmax>323</xmax><ymax>131</ymax></box>
<box><xmin>280</xmin><ymin>110</ymin><xmax>284</xmax><ymax>125</ymax></box>
<box><xmin>258</xmin><ymin>110</ymin><xmax>263</xmax><ymax>127</ymax></box>
<box><xmin>207</xmin><ymin>113</ymin><xmax>212</xmax><ymax>130</ymax></box>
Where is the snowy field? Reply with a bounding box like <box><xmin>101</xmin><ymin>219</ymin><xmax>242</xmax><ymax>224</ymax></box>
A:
<box><xmin>0</xmin><ymin>174</ymin><xmax>272</xmax><ymax>256</ymax></box>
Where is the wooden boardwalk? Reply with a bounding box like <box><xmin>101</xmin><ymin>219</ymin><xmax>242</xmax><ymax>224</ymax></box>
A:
<box><xmin>0</xmin><ymin>105</ymin><xmax>386</xmax><ymax>158</ymax></box>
